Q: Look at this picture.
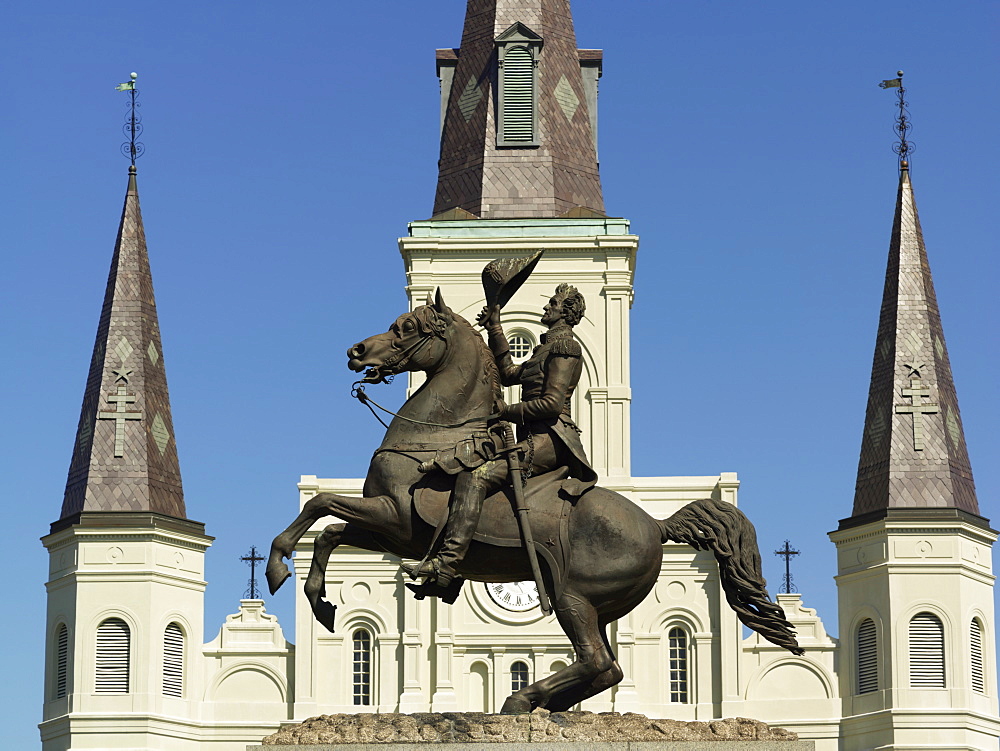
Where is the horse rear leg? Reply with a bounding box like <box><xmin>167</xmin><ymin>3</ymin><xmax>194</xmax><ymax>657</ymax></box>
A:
<box><xmin>267</xmin><ymin>491</ymin><xmax>398</xmax><ymax>594</ymax></box>
<box><xmin>499</xmin><ymin>592</ymin><xmax>615</xmax><ymax>714</ymax></box>
<box><xmin>304</xmin><ymin>523</ymin><xmax>379</xmax><ymax>633</ymax></box>
<box><xmin>544</xmin><ymin>618</ymin><xmax>623</xmax><ymax>711</ymax></box>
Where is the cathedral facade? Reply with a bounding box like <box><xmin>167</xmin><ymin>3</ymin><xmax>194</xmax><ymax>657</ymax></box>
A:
<box><xmin>40</xmin><ymin>2</ymin><xmax>997</xmax><ymax>750</ymax></box>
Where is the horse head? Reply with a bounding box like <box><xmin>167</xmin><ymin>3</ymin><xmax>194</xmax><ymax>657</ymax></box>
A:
<box><xmin>347</xmin><ymin>289</ymin><xmax>456</xmax><ymax>381</ymax></box>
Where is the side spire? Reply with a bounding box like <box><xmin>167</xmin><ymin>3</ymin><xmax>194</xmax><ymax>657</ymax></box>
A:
<box><xmin>61</xmin><ymin>82</ymin><xmax>185</xmax><ymax>520</ymax></box>
<box><xmin>849</xmin><ymin>78</ymin><xmax>978</xmax><ymax>521</ymax></box>
<box><xmin>433</xmin><ymin>0</ymin><xmax>604</xmax><ymax>218</ymax></box>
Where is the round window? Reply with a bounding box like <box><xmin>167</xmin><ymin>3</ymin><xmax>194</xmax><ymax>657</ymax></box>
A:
<box><xmin>508</xmin><ymin>333</ymin><xmax>533</xmax><ymax>361</ymax></box>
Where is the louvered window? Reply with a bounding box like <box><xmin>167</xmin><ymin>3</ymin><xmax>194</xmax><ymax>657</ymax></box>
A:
<box><xmin>971</xmin><ymin>619</ymin><xmax>985</xmax><ymax>693</ymax></box>
<box><xmin>909</xmin><ymin>612</ymin><xmax>945</xmax><ymax>688</ymax></box>
<box><xmin>55</xmin><ymin>624</ymin><xmax>69</xmax><ymax>699</ymax></box>
<box><xmin>95</xmin><ymin>618</ymin><xmax>130</xmax><ymax>694</ymax></box>
<box><xmin>163</xmin><ymin>623</ymin><xmax>184</xmax><ymax>697</ymax></box>
<box><xmin>500</xmin><ymin>46</ymin><xmax>535</xmax><ymax>144</ymax></box>
<box><xmin>511</xmin><ymin>661</ymin><xmax>529</xmax><ymax>692</ymax></box>
<box><xmin>352</xmin><ymin>629</ymin><xmax>372</xmax><ymax>706</ymax></box>
<box><xmin>856</xmin><ymin>618</ymin><xmax>878</xmax><ymax>694</ymax></box>
<box><xmin>668</xmin><ymin>627</ymin><xmax>689</xmax><ymax>703</ymax></box>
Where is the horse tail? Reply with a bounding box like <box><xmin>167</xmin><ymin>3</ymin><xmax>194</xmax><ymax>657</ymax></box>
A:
<box><xmin>657</xmin><ymin>499</ymin><xmax>804</xmax><ymax>655</ymax></box>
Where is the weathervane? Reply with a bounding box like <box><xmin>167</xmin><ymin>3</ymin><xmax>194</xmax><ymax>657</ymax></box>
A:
<box><xmin>241</xmin><ymin>546</ymin><xmax>265</xmax><ymax>599</ymax></box>
<box><xmin>773</xmin><ymin>540</ymin><xmax>800</xmax><ymax>594</ymax></box>
<box><xmin>879</xmin><ymin>70</ymin><xmax>912</xmax><ymax>169</ymax></box>
<box><xmin>115</xmin><ymin>72</ymin><xmax>144</xmax><ymax>165</ymax></box>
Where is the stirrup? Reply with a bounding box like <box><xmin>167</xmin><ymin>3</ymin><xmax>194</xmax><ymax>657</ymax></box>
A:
<box><xmin>401</xmin><ymin>557</ymin><xmax>457</xmax><ymax>587</ymax></box>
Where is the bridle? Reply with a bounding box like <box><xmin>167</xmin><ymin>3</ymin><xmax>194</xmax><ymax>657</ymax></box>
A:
<box><xmin>351</xmin><ymin>320</ymin><xmax>498</xmax><ymax>430</ymax></box>
<box><xmin>359</xmin><ymin>328</ymin><xmax>437</xmax><ymax>386</ymax></box>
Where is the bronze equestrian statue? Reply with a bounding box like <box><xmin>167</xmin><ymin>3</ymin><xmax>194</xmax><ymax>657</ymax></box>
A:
<box><xmin>401</xmin><ymin>281</ymin><xmax>597</xmax><ymax>595</ymax></box>
<box><xmin>267</xmin><ymin>262</ymin><xmax>801</xmax><ymax>714</ymax></box>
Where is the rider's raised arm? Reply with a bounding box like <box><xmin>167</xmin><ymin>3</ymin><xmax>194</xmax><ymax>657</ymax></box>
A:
<box><xmin>486</xmin><ymin>322</ymin><xmax>524</xmax><ymax>386</ymax></box>
<box><xmin>501</xmin><ymin>347</ymin><xmax>579</xmax><ymax>423</ymax></box>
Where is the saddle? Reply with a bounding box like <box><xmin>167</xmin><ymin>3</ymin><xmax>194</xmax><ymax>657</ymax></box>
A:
<box><xmin>412</xmin><ymin>467</ymin><xmax>575</xmax><ymax>597</ymax></box>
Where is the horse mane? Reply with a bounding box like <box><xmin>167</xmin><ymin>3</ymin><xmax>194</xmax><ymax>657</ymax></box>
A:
<box><xmin>451</xmin><ymin>314</ymin><xmax>504</xmax><ymax>412</ymax></box>
<box><xmin>411</xmin><ymin>304</ymin><xmax>503</xmax><ymax>413</ymax></box>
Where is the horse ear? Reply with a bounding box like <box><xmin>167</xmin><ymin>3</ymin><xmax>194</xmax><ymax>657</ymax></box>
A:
<box><xmin>425</xmin><ymin>291</ymin><xmax>434</xmax><ymax>307</ymax></box>
<box><xmin>433</xmin><ymin>288</ymin><xmax>453</xmax><ymax>317</ymax></box>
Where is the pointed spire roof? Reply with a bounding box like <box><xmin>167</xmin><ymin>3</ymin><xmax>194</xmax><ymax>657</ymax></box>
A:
<box><xmin>60</xmin><ymin>166</ymin><xmax>186</xmax><ymax>521</ymax></box>
<box><xmin>433</xmin><ymin>0</ymin><xmax>604</xmax><ymax>218</ymax></box>
<box><xmin>849</xmin><ymin>164</ymin><xmax>979</xmax><ymax>522</ymax></box>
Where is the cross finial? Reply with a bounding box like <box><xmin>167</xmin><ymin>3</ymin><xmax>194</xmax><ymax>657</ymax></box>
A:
<box><xmin>116</xmin><ymin>72</ymin><xmax>144</xmax><ymax>165</ymax></box>
<box><xmin>773</xmin><ymin>540</ymin><xmax>800</xmax><ymax>594</ymax></box>
<box><xmin>879</xmin><ymin>70</ymin><xmax>912</xmax><ymax>170</ymax></box>
<box><xmin>241</xmin><ymin>545</ymin><xmax>266</xmax><ymax>599</ymax></box>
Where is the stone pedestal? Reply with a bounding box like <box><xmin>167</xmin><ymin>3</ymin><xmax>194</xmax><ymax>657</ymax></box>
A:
<box><xmin>253</xmin><ymin>711</ymin><xmax>810</xmax><ymax>748</ymax></box>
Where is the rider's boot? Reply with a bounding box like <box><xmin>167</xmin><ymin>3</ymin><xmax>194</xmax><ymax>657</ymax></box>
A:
<box><xmin>405</xmin><ymin>577</ymin><xmax>465</xmax><ymax>604</ymax></box>
<box><xmin>403</xmin><ymin>472</ymin><xmax>488</xmax><ymax>587</ymax></box>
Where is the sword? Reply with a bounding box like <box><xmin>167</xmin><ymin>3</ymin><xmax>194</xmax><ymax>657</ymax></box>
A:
<box><xmin>498</xmin><ymin>421</ymin><xmax>552</xmax><ymax>615</ymax></box>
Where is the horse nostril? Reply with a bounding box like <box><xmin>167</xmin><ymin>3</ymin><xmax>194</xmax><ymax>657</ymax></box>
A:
<box><xmin>348</xmin><ymin>343</ymin><xmax>365</xmax><ymax>359</ymax></box>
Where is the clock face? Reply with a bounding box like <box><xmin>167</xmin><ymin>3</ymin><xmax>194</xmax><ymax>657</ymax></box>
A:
<box><xmin>485</xmin><ymin>581</ymin><xmax>540</xmax><ymax>612</ymax></box>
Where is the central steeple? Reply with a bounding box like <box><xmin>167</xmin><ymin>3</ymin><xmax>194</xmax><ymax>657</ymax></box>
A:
<box><xmin>433</xmin><ymin>0</ymin><xmax>604</xmax><ymax>219</ymax></box>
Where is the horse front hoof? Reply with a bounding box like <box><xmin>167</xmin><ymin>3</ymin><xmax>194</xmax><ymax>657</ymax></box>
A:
<box><xmin>314</xmin><ymin>600</ymin><xmax>337</xmax><ymax>633</ymax></box>
<box><xmin>266</xmin><ymin>562</ymin><xmax>291</xmax><ymax>594</ymax></box>
<box><xmin>499</xmin><ymin>694</ymin><xmax>532</xmax><ymax>715</ymax></box>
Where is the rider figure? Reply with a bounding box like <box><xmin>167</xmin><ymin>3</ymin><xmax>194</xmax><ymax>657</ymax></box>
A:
<box><xmin>404</xmin><ymin>283</ymin><xmax>597</xmax><ymax>588</ymax></box>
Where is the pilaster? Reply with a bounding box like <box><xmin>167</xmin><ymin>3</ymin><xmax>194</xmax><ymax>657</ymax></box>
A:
<box><xmin>399</xmin><ymin>580</ymin><xmax>429</xmax><ymax>712</ymax></box>
<box><xmin>430</xmin><ymin>599</ymin><xmax>459</xmax><ymax>711</ymax></box>
<box><xmin>611</xmin><ymin>611</ymin><xmax>640</xmax><ymax>712</ymax></box>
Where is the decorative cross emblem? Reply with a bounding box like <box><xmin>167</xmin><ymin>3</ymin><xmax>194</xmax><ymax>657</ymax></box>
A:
<box><xmin>241</xmin><ymin>545</ymin><xmax>265</xmax><ymax>599</ymax></box>
<box><xmin>895</xmin><ymin>377</ymin><xmax>938</xmax><ymax>451</ymax></box>
<box><xmin>774</xmin><ymin>540</ymin><xmax>800</xmax><ymax>594</ymax></box>
<box><xmin>98</xmin><ymin>384</ymin><xmax>143</xmax><ymax>457</ymax></box>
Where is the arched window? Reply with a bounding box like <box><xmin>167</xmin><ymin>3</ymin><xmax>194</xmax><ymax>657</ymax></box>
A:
<box><xmin>856</xmin><ymin>618</ymin><xmax>878</xmax><ymax>694</ymax></box>
<box><xmin>668</xmin><ymin>627</ymin><xmax>689</xmax><ymax>703</ymax></box>
<box><xmin>511</xmin><ymin>661</ymin><xmax>529</xmax><ymax>693</ymax></box>
<box><xmin>352</xmin><ymin>629</ymin><xmax>372</xmax><ymax>706</ymax></box>
<box><xmin>163</xmin><ymin>623</ymin><xmax>184</xmax><ymax>697</ymax></box>
<box><xmin>909</xmin><ymin>612</ymin><xmax>945</xmax><ymax>688</ymax></box>
<box><xmin>55</xmin><ymin>624</ymin><xmax>69</xmax><ymax>699</ymax></box>
<box><xmin>971</xmin><ymin>618</ymin><xmax>985</xmax><ymax>694</ymax></box>
<box><xmin>95</xmin><ymin>618</ymin><xmax>130</xmax><ymax>694</ymax></box>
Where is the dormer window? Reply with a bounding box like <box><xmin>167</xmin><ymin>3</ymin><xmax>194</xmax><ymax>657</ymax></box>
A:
<box><xmin>496</xmin><ymin>22</ymin><xmax>543</xmax><ymax>147</ymax></box>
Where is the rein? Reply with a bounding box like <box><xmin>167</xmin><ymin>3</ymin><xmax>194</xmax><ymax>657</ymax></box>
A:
<box><xmin>351</xmin><ymin>381</ymin><xmax>498</xmax><ymax>430</ymax></box>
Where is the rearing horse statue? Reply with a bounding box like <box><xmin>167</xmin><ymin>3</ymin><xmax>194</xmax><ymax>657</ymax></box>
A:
<box><xmin>267</xmin><ymin>290</ymin><xmax>801</xmax><ymax>714</ymax></box>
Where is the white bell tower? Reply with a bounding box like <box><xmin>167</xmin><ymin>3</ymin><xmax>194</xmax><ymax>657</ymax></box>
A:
<box><xmin>40</xmin><ymin>166</ymin><xmax>212</xmax><ymax>750</ymax></box>
<box><xmin>831</xmin><ymin>164</ymin><xmax>999</xmax><ymax>750</ymax></box>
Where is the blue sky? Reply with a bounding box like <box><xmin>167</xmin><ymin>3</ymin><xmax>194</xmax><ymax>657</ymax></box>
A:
<box><xmin>2</xmin><ymin>1</ymin><xmax>997</xmax><ymax>743</ymax></box>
